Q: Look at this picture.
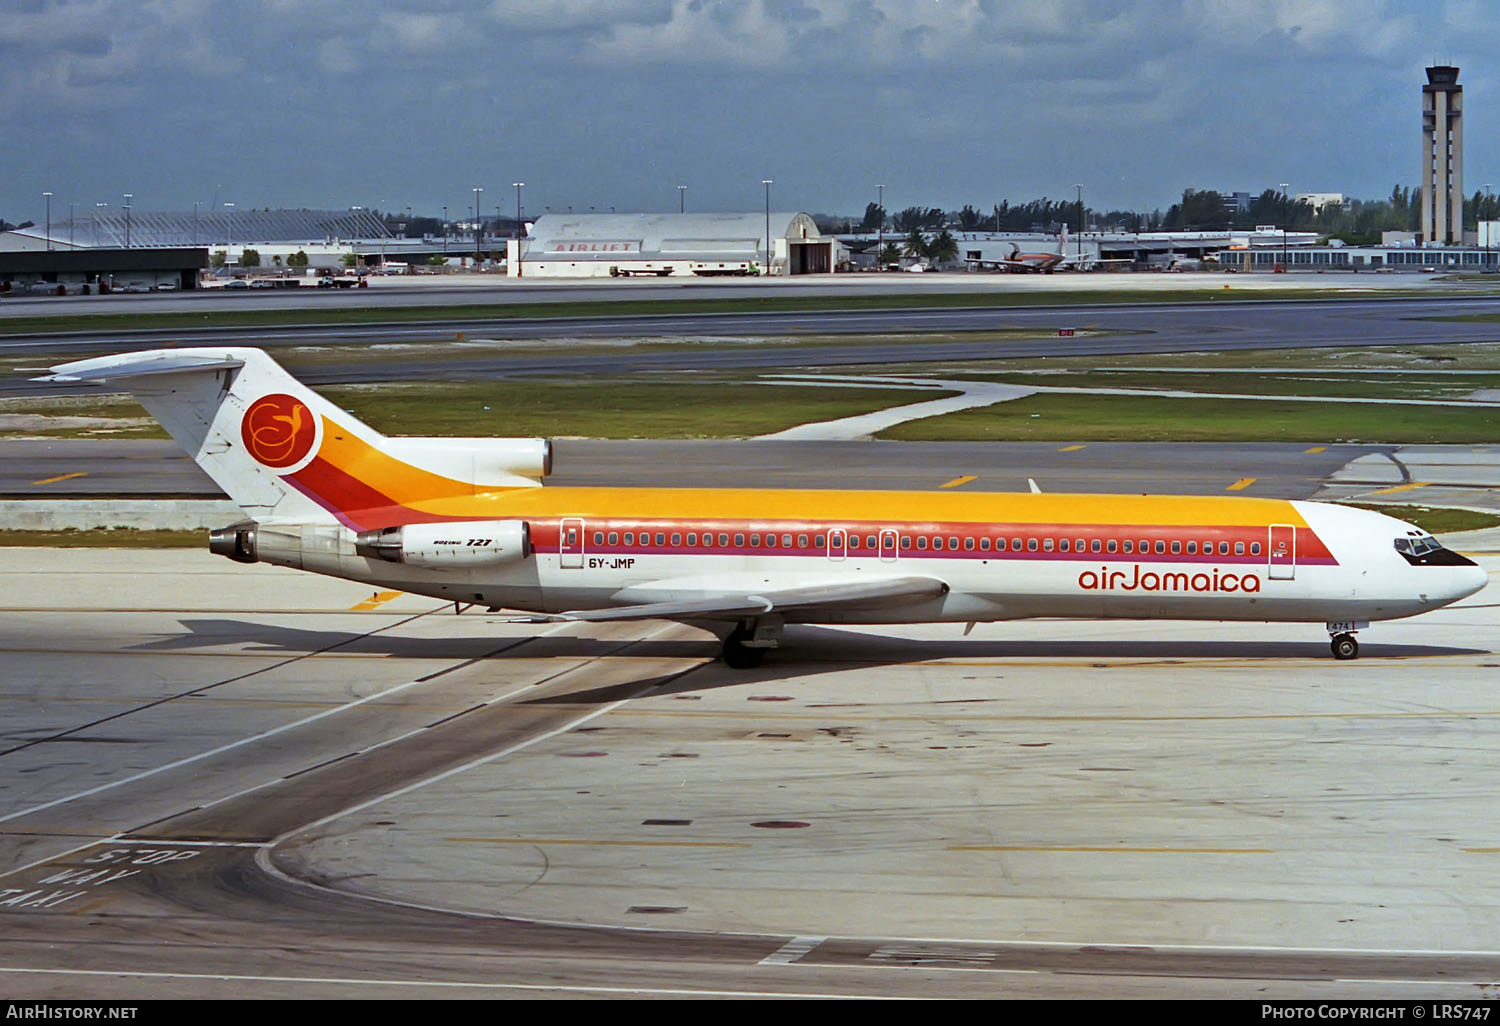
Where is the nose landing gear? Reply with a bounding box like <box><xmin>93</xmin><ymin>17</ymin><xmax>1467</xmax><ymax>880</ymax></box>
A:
<box><xmin>1330</xmin><ymin>633</ymin><xmax>1359</xmax><ymax>660</ymax></box>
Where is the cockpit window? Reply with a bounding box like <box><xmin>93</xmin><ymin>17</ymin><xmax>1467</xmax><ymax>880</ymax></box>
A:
<box><xmin>1394</xmin><ymin>534</ymin><xmax>1476</xmax><ymax>567</ymax></box>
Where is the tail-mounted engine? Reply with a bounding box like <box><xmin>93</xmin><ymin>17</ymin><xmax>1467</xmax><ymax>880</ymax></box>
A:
<box><xmin>354</xmin><ymin>520</ymin><xmax>532</xmax><ymax>568</ymax></box>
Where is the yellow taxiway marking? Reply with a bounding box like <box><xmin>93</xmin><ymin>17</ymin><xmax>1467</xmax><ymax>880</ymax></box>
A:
<box><xmin>938</xmin><ymin>475</ymin><xmax>977</xmax><ymax>489</ymax></box>
<box><xmin>349</xmin><ymin>590</ymin><xmax>404</xmax><ymax>611</ymax></box>
<box><xmin>1369</xmin><ymin>481</ymin><xmax>1433</xmax><ymax>496</ymax></box>
<box><xmin>30</xmin><ymin>472</ymin><xmax>88</xmax><ymax>486</ymax></box>
<box><xmin>448</xmin><ymin>836</ymin><xmax>751</xmax><ymax>849</ymax></box>
<box><xmin>948</xmin><ymin>845</ymin><xmax>1272</xmax><ymax>855</ymax></box>
<box><xmin>1057</xmin><ymin>444</ymin><xmax>1086</xmax><ymax>453</ymax></box>
<box><xmin>1226</xmin><ymin>477</ymin><xmax>1256</xmax><ymax>491</ymax></box>
<box><xmin>1461</xmin><ymin>848</ymin><xmax>1500</xmax><ymax>854</ymax></box>
<box><xmin>1304</xmin><ymin>446</ymin><xmax>1328</xmax><ymax>454</ymax></box>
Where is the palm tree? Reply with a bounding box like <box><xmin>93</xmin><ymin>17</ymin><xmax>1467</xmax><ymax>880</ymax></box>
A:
<box><xmin>927</xmin><ymin>229</ymin><xmax>958</xmax><ymax>266</ymax></box>
<box><xmin>878</xmin><ymin>242</ymin><xmax>901</xmax><ymax>269</ymax></box>
<box><xmin>901</xmin><ymin>228</ymin><xmax>928</xmax><ymax>263</ymax></box>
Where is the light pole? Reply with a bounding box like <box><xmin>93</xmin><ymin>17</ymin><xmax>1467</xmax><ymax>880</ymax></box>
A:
<box><xmin>473</xmin><ymin>187</ymin><xmax>483</xmax><ymax>255</ymax></box>
<box><xmin>1279</xmin><ymin>182</ymin><xmax>1289</xmax><ymax>271</ymax></box>
<box><xmin>876</xmin><ymin>183</ymin><xmax>884</xmax><ymax>270</ymax></box>
<box><xmin>513</xmin><ymin>183</ymin><xmax>524</xmax><ymax>238</ymax></box>
<box><xmin>94</xmin><ymin>203</ymin><xmax>106</xmax><ymax>248</ymax></box>
<box><xmin>1074</xmin><ymin>183</ymin><xmax>1083</xmax><ymax>258</ymax></box>
<box><xmin>193</xmin><ymin>201</ymin><xmax>200</xmax><ymax>247</ymax></box>
<box><xmin>225</xmin><ymin>202</ymin><xmax>235</xmax><ymax>258</ymax></box>
<box><xmin>123</xmin><ymin>194</ymin><xmax>132</xmax><ymax>249</ymax></box>
<box><xmin>67</xmin><ymin>202</ymin><xmax>74</xmax><ymax>247</ymax></box>
<box><xmin>763</xmin><ymin>179</ymin><xmax>773</xmax><ymax>275</ymax></box>
<box><xmin>42</xmin><ymin>192</ymin><xmax>52</xmax><ymax>251</ymax></box>
<box><xmin>1486</xmin><ymin>185</ymin><xmax>1494</xmax><ymax>266</ymax></box>
<box><xmin>678</xmin><ymin>184</ymin><xmax>686</xmax><ymax>214</ymax></box>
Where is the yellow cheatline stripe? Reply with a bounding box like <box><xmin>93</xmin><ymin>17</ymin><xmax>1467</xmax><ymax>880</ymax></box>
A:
<box><xmin>30</xmin><ymin>472</ymin><xmax>88</xmax><ymax>486</ymax></box>
<box><xmin>1058</xmin><ymin>444</ymin><xmax>1086</xmax><ymax>452</ymax></box>
<box><xmin>443</xmin><ymin>485</ymin><xmax>1313</xmax><ymax>528</ymax></box>
<box><xmin>1226</xmin><ymin>477</ymin><xmax>1256</xmax><ymax>491</ymax></box>
<box><xmin>938</xmin><ymin>475</ymin><xmax>977</xmax><ymax>489</ymax></box>
<box><xmin>947</xmin><ymin>845</ymin><xmax>1272</xmax><ymax>854</ymax></box>
<box><xmin>447</xmin><ymin>837</ymin><xmax>751</xmax><ymax>849</ymax></box>
<box><xmin>1368</xmin><ymin>481</ymin><xmax>1433</xmax><ymax>496</ymax></box>
<box><xmin>349</xmin><ymin>590</ymin><xmax>403</xmax><ymax>611</ymax></box>
<box><xmin>1304</xmin><ymin>446</ymin><xmax>1328</xmax><ymax>454</ymax></box>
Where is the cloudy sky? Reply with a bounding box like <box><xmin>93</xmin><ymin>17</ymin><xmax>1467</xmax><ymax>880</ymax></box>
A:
<box><xmin>3</xmin><ymin>0</ymin><xmax>1494</xmax><ymax>224</ymax></box>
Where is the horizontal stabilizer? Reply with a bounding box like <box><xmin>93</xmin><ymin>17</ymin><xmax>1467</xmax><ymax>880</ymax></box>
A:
<box><xmin>535</xmin><ymin>575</ymin><xmax>949</xmax><ymax>624</ymax></box>
<box><xmin>38</xmin><ymin>351</ymin><xmax>245</xmax><ymax>383</ymax></box>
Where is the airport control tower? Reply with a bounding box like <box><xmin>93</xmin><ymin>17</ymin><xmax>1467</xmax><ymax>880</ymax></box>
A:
<box><xmin>1422</xmin><ymin>65</ymin><xmax>1464</xmax><ymax>245</ymax></box>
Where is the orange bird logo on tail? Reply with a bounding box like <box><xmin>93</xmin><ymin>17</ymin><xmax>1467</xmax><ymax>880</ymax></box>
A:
<box><xmin>242</xmin><ymin>394</ymin><xmax>317</xmax><ymax>469</ymax></box>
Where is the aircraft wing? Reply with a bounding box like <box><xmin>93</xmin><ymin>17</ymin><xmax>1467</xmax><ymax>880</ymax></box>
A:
<box><xmin>529</xmin><ymin>575</ymin><xmax>949</xmax><ymax>624</ymax></box>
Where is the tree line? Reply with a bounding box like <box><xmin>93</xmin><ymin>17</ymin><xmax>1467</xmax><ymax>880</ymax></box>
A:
<box><xmin>815</xmin><ymin>185</ymin><xmax>1500</xmax><ymax>245</ymax></box>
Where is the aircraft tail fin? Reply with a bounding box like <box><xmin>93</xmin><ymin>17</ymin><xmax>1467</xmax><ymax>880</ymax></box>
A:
<box><xmin>41</xmin><ymin>347</ymin><xmax>550</xmax><ymax>529</ymax></box>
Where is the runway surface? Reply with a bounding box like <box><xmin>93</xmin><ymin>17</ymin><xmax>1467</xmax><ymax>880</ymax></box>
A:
<box><xmin>3</xmin><ymin>548</ymin><xmax>1500</xmax><ymax>998</ymax></box>
<box><xmin>0</xmin><ymin>438</ymin><xmax>1385</xmax><ymax>501</ymax></box>
<box><xmin>6</xmin><ymin>294</ymin><xmax>1500</xmax><ymax>402</ymax></box>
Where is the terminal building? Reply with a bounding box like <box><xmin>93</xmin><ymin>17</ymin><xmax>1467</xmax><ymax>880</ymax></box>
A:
<box><xmin>508</xmin><ymin>212</ymin><xmax>844</xmax><ymax>277</ymax></box>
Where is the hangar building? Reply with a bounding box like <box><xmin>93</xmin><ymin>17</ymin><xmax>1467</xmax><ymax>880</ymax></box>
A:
<box><xmin>508</xmin><ymin>212</ymin><xmax>844</xmax><ymax>277</ymax></box>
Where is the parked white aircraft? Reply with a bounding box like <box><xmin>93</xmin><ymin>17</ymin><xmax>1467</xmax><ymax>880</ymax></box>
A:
<box><xmin>43</xmin><ymin>348</ymin><xmax>1487</xmax><ymax>665</ymax></box>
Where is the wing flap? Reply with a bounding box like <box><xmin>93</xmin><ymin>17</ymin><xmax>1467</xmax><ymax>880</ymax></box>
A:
<box><xmin>535</xmin><ymin>575</ymin><xmax>948</xmax><ymax>624</ymax></box>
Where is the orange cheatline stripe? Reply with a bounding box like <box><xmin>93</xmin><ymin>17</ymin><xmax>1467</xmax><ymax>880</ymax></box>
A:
<box><xmin>938</xmin><ymin>475</ymin><xmax>976</xmax><ymax>489</ymax></box>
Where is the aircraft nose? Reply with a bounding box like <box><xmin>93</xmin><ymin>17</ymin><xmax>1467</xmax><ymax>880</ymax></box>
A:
<box><xmin>1446</xmin><ymin>562</ymin><xmax>1490</xmax><ymax>603</ymax></box>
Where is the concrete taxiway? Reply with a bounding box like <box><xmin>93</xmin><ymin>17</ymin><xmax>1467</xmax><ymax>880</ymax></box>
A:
<box><xmin>4</xmin><ymin>546</ymin><xmax>1500</xmax><ymax>998</ymax></box>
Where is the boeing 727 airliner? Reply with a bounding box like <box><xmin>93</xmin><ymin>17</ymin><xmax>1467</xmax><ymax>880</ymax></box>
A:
<box><xmin>43</xmin><ymin>348</ymin><xmax>1487</xmax><ymax>665</ymax></box>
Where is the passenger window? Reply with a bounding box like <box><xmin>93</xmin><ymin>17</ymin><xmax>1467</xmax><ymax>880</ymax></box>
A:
<box><xmin>734</xmin><ymin>533</ymin><xmax>745</xmax><ymax>547</ymax></box>
<box><xmin>783</xmin><ymin>534</ymin><xmax>793</xmax><ymax>547</ymax></box>
<box><xmin>1171</xmin><ymin>541</ymin><xmax>1181</xmax><ymax>554</ymax></box>
<box><xmin>948</xmin><ymin>537</ymin><xmax>960</xmax><ymax>550</ymax></box>
<box><xmin>917</xmin><ymin>537</ymin><xmax>928</xmax><ymax>550</ymax></box>
<box><xmin>815</xmin><ymin>535</ymin><xmax>825</xmax><ymax>547</ymax></box>
<box><xmin>1186</xmin><ymin>541</ymin><xmax>1197</xmax><ymax>555</ymax></box>
<box><xmin>593</xmin><ymin>532</ymin><xmax>604</xmax><ymax>545</ymax></box>
<box><xmin>1092</xmin><ymin>539</ymin><xmax>1102</xmax><ymax>553</ymax></box>
<box><xmin>624</xmin><ymin>532</ymin><xmax>634</xmax><ymax>545</ymax></box>
<box><xmin>867</xmin><ymin>535</ymin><xmax>877</xmax><ymax>549</ymax></box>
<box><xmin>901</xmin><ymin>536</ymin><xmax>912</xmax><ymax>549</ymax></box>
<box><xmin>1251</xmin><ymin>542</ymin><xmax>1262</xmax><ymax>555</ymax></box>
<box><xmin>1076</xmin><ymin>538</ymin><xmax>1086</xmax><ymax>552</ymax></box>
<box><xmin>1219</xmin><ymin>541</ymin><xmax>1229</xmax><ymax>555</ymax></box>
<box><xmin>995</xmin><ymin>538</ymin><xmax>1006</xmax><ymax>552</ymax></box>
<box><xmin>671</xmin><ymin>533</ymin><xmax>681</xmax><ymax>546</ymax></box>
<box><xmin>980</xmin><ymin>538</ymin><xmax>990</xmax><ymax>551</ymax></box>
<box><xmin>608</xmin><ymin>532</ymin><xmax>619</xmax><ymax>545</ymax></box>
<box><xmin>749</xmin><ymin>533</ymin><xmax>761</xmax><ymax>546</ymax></box>
<box><xmin>964</xmin><ymin>537</ymin><xmax>975</xmax><ymax>551</ymax></box>
<box><xmin>1027</xmin><ymin>538</ymin><xmax>1038</xmax><ymax>552</ymax></box>
<box><xmin>1122</xmin><ymin>540</ymin><xmax>1133</xmax><ymax>554</ymax></box>
<box><xmin>1234</xmin><ymin>541</ymin><xmax>1244</xmax><ymax>555</ymax></box>
<box><xmin>687</xmin><ymin>533</ymin><xmax>697</xmax><ymax>545</ymax></box>
<box><xmin>1059</xmin><ymin>539</ymin><xmax>1071</xmax><ymax>553</ymax></box>
<box><xmin>1155</xmin><ymin>541</ymin><xmax>1165</xmax><ymax>554</ymax></box>
<box><xmin>655</xmin><ymin>533</ymin><xmax>665</xmax><ymax>546</ymax></box>
<box><xmin>718</xmin><ymin>533</ymin><xmax>729</xmax><ymax>546</ymax></box>
<box><xmin>1043</xmin><ymin>538</ymin><xmax>1055</xmax><ymax>552</ymax></box>
<box><xmin>799</xmin><ymin>534</ymin><xmax>809</xmax><ymax>547</ymax></box>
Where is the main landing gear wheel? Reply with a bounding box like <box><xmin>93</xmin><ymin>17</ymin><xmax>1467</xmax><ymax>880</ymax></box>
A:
<box><xmin>722</xmin><ymin>624</ymin><xmax>765</xmax><ymax>669</ymax></box>
<box><xmin>1331</xmin><ymin>633</ymin><xmax>1360</xmax><ymax>661</ymax></box>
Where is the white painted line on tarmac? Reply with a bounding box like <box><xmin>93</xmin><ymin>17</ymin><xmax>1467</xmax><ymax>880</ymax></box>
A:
<box><xmin>0</xmin><ymin>624</ymin><xmax>575</xmax><ymax>827</ymax></box>
<box><xmin>0</xmin><ymin>966</ymin><xmax>891</xmax><ymax>999</ymax></box>
<box><xmin>760</xmin><ymin>936</ymin><xmax>827</xmax><ymax>965</ymax></box>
